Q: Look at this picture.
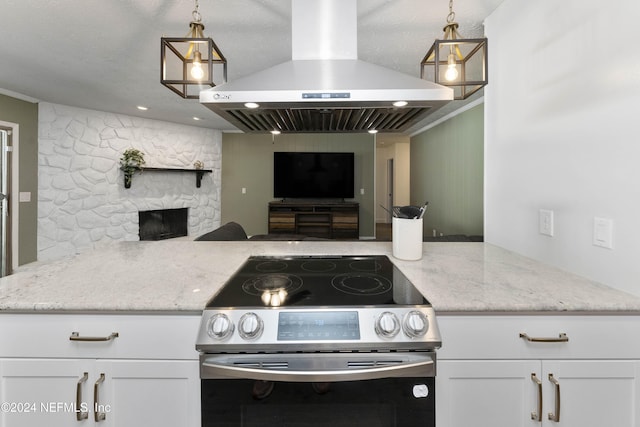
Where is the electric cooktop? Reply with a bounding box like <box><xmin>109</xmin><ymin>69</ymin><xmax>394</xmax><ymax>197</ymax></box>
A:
<box><xmin>197</xmin><ymin>255</ymin><xmax>441</xmax><ymax>353</ymax></box>
<box><xmin>205</xmin><ymin>255</ymin><xmax>429</xmax><ymax>308</ymax></box>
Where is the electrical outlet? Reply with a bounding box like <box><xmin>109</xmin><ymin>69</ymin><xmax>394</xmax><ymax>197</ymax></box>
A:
<box><xmin>539</xmin><ymin>209</ymin><xmax>554</xmax><ymax>237</ymax></box>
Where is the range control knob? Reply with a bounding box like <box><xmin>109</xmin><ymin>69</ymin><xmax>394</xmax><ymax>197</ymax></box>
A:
<box><xmin>402</xmin><ymin>310</ymin><xmax>429</xmax><ymax>338</ymax></box>
<box><xmin>207</xmin><ymin>313</ymin><xmax>234</xmax><ymax>340</ymax></box>
<box><xmin>238</xmin><ymin>312</ymin><xmax>264</xmax><ymax>340</ymax></box>
<box><xmin>375</xmin><ymin>311</ymin><xmax>400</xmax><ymax>338</ymax></box>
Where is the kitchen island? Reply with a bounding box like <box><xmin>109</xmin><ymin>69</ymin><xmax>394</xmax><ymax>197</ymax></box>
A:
<box><xmin>1</xmin><ymin>240</ymin><xmax>639</xmax><ymax>313</ymax></box>
<box><xmin>1</xmin><ymin>241</ymin><xmax>640</xmax><ymax>427</ymax></box>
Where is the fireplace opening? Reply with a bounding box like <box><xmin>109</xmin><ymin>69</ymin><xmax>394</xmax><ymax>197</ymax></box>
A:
<box><xmin>139</xmin><ymin>208</ymin><xmax>188</xmax><ymax>241</ymax></box>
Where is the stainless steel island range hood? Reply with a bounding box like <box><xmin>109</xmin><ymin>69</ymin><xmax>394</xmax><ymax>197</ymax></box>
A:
<box><xmin>200</xmin><ymin>0</ymin><xmax>453</xmax><ymax>134</ymax></box>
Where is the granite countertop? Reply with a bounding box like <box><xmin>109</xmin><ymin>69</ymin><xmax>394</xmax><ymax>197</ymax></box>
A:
<box><xmin>1</xmin><ymin>240</ymin><xmax>639</xmax><ymax>314</ymax></box>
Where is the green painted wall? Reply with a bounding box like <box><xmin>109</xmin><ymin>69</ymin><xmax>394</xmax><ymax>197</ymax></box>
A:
<box><xmin>410</xmin><ymin>104</ymin><xmax>484</xmax><ymax>238</ymax></box>
<box><xmin>0</xmin><ymin>94</ymin><xmax>38</xmax><ymax>265</ymax></box>
<box><xmin>221</xmin><ymin>133</ymin><xmax>375</xmax><ymax>237</ymax></box>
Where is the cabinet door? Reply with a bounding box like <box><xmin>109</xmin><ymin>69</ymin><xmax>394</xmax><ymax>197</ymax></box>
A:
<box><xmin>1</xmin><ymin>359</ymin><xmax>201</xmax><ymax>427</ymax></box>
<box><xmin>96</xmin><ymin>359</ymin><xmax>200</xmax><ymax>427</ymax></box>
<box><xmin>542</xmin><ymin>360</ymin><xmax>639</xmax><ymax>427</ymax></box>
<box><xmin>0</xmin><ymin>359</ymin><xmax>93</xmax><ymax>427</ymax></box>
<box><xmin>269</xmin><ymin>212</ymin><xmax>296</xmax><ymax>233</ymax></box>
<box><xmin>437</xmin><ymin>360</ymin><xmax>541</xmax><ymax>427</ymax></box>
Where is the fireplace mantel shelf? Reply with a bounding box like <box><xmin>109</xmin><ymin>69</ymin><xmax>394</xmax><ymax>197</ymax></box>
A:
<box><xmin>125</xmin><ymin>167</ymin><xmax>213</xmax><ymax>188</ymax></box>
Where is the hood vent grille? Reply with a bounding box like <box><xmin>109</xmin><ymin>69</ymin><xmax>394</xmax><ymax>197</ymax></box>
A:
<box><xmin>200</xmin><ymin>0</ymin><xmax>453</xmax><ymax>133</ymax></box>
<box><xmin>225</xmin><ymin>106</ymin><xmax>434</xmax><ymax>133</ymax></box>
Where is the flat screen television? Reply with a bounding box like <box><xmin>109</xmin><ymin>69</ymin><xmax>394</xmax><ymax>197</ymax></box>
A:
<box><xmin>274</xmin><ymin>152</ymin><xmax>355</xmax><ymax>199</ymax></box>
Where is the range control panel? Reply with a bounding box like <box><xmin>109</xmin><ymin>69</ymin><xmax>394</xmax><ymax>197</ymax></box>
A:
<box><xmin>196</xmin><ymin>307</ymin><xmax>441</xmax><ymax>353</ymax></box>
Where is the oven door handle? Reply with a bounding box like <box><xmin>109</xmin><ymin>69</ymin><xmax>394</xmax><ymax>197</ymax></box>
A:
<box><xmin>201</xmin><ymin>353</ymin><xmax>435</xmax><ymax>382</ymax></box>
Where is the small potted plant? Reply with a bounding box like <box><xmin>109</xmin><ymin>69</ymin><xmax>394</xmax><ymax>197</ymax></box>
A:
<box><xmin>120</xmin><ymin>148</ymin><xmax>146</xmax><ymax>188</ymax></box>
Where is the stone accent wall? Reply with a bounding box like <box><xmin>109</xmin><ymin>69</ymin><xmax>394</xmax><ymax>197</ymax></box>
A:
<box><xmin>37</xmin><ymin>102</ymin><xmax>221</xmax><ymax>261</ymax></box>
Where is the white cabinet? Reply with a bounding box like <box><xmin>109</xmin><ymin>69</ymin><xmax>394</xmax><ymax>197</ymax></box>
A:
<box><xmin>437</xmin><ymin>360</ymin><xmax>539</xmax><ymax>427</ymax></box>
<box><xmin>539</xmin><ymin>360</ymin><xmax>639</xmax><ymax>426</ymax></box>
<box><xmin>98</xmin><ymin>359</ymin><xmax>199</xmax><ymax>427</ymax></box>
<box><xmin>437</xmin><ymin>360</ymin><xmax>640</xmax><ymax>427</ymax></box>
<box><xmin>0</xmin><ymin>359</ymin><xmax>200</xmax><ymax>427</ymax></box>
<box><xmin>0</xmin><ymin>359</ymin><xmax>93</xmax><ymax>426</ymax></box>
<box><xmin>0</xmin><ymin>314</ymin><xmax>201</xmax><ymax>427</ymax></box>
<box><xmin>436</xmin><ymin>315</ymin><xmax>640</xmax><ymax>427</ymax></box>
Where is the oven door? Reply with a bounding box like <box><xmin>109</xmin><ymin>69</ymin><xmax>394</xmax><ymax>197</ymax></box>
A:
<box><xmin>200</xmin><ymin>352</ymin><xmax>435</xmax><ymax>427</ymax></box>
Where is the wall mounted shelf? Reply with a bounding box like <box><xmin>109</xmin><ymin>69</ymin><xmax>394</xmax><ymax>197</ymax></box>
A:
<box><xmin>123</xmin><ymin>167</ymin><xmax>213</xmax><ymax>188</ymax></box>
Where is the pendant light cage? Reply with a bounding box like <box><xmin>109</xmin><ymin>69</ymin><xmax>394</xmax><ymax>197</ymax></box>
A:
<box><xmin>420</xmin><ymin>1</ymin><xmax>488</xmax><ymax>100</ymax></box>
<box><xmin>161</xmin><ymin>2</ymin><xmax>227</xmax><ymax>99</ymax></box>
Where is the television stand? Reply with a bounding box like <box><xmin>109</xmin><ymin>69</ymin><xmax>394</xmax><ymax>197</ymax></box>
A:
<box><xmin>268</xmin><ymin>201</ymin><xmax>359</xmax><ymax>239</ymax></box>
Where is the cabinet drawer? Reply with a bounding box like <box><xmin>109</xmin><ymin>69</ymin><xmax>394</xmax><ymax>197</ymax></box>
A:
<box><xmin>436</xmin><ymin>314</ymin><xmax>640</xmax><ymax>360</ymax></box>
<box><xmin>0</xmin><ymin>313</ymin><xmax>201</xmax><ymax>360</ymax></box>
<box><xmin>269</xmin><ymin>213</ymin><xmax>296</xmax><ymax>232</ymax></box>
<box><xmin>269</xmin><ymin>212</ymin><xmax>295</xmax><ymax>223</ymax></box>
<box><xmin>332</xmin><ymin>213</ymin><xmax>357</xmax><ymax>224</ymax></box>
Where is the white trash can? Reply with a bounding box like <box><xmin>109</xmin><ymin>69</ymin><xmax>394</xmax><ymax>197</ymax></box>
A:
<box><xmin>392</xmin><ymin>217</ymin><xmax>423</xmax><ymax>261</ymax></box>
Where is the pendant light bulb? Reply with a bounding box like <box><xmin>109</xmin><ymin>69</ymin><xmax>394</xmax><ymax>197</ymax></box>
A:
<box><xmin>191</xmin><ymin>50</ymin><xmax>205</xmax><ymax>80</ymax></box>
<box><xmin>444</xmin><ymin>52</ymin><xmax>459</xmax><ymax>82</ymax></box>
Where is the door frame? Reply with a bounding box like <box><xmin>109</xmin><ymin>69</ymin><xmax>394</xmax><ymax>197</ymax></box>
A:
<box><xmin>386</xmin><ymin>158</ymin><xmax>394</xmax><ymax>223</ymax></box>
<box><xmin>0</xmin><ymin>121</ymin><xmax>20</xmax><ymax>273</ymax></box>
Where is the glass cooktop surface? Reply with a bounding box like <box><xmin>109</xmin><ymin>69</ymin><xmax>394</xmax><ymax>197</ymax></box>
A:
<box><xmin>206</xmin><ymin>255</ymin><xmax>429</xmax><ymax>308</ymax></box>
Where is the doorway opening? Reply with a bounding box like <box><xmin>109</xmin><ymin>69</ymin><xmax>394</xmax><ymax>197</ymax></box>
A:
<box><xmin>0</xmin><ymin>127</ymin><xmax>12</xmax><ymax>277</ymax></box>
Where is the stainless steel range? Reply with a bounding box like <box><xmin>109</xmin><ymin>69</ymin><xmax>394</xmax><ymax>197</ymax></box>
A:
<box><xmin>196</xmin><ymin>255</ymin><xmax>441</xmax><ymax>427</ymax></box>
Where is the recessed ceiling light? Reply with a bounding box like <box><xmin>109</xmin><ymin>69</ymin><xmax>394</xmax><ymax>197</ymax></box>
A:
<box><xmin>271</xmin><ymin>130</ymin><xmax>281</xmax><ymax>135</ymax></box>
<box><xmin>245</xmin><ymin>102</ymin><xmax>260</xmax><ymax>109</ymax></box>
<box><xmin>136</xmin><ymin>105</ymin><xmax>148</xmax><ymax>111</ymax></box>
<box><xmin>193</xmin><ymin>117</ymin><xmax>201</xmax><ymax>121</ymax></box>
<box><xmin>393</xmin><ymin>101</ymin><xmax>408</xmax><ymax>107</ymax></box>
<box><xmin>368</xmin><ymin>129</ymin><xmax>378</xmax><ymax>134</ymax></box>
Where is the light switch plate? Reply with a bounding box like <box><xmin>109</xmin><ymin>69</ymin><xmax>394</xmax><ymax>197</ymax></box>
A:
<box><xmin>539</xmin><ymin>209</ymin><xmax>554</xmax><ymax>237</ymax></box>
<box><xmin>593</xmin><ymin>217</ymin><xmax>613</xmax><ymax>249</ymax></box>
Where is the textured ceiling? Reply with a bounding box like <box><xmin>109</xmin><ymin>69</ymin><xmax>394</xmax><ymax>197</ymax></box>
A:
<box><xmin>0</xmin><ymin>0</ymin><xmax>504</xmax><ymax>134</ymax></box>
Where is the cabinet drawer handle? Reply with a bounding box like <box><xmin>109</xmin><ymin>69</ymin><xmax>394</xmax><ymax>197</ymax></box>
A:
<box><xmin>76</xmin><ymin>372</ymin><xmax>89</xmax><ymax>421</ymax></box>
<box><xmin>70</xmin><ymin>332</ymin><xmax>119</xmax><ymax>342</ymax></box>
<box><xmin>519</xmin><ymin>332</ymin><xmax>568</xmax><ymax>343</ymax></box>
<box><xmin>530</xmin><ymin>373</ymin><xmax>542</xmax><ymax>422</ymax></box>
<box><xmin>548</xmin><ymin>373</ymin><xmax>561</xmax><ymax>422</ymax></box>
<box><xmin>94</xmin><ymin>373</ymin><xmax>106</xmax><ymax>422</ymax></box>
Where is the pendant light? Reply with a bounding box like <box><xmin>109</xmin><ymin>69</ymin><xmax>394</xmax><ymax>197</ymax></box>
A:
<box><xmin>420</xmin><ymin>0</ymin><xmax>488</xmax><ymax>100</ymax></box>
<box><xmin>161</xmin><ymin>0</ymin><xmax>227</xmax><ymax>99</ymax></box>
